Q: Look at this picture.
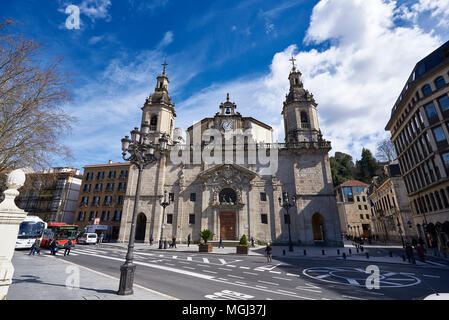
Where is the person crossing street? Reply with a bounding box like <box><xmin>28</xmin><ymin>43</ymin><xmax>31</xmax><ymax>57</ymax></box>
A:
<box><xmin>64</xmin><ymin>239</ymin><xmax>73</xmax><ymax>256</ymax></box>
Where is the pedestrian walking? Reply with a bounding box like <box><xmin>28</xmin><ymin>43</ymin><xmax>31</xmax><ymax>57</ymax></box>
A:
<box><xmin>99</xmin><ymin>233</ymin><xmax>104</xmax><ymax>244</ymax></box>
<box><xmin>50</xmin><ymin>238</ymin><xmax>58</xmax><ymax>256</ymax></box>
<box><xmin>405</xmin><ymin>242</ymin><xmax>414</xmax><ymax>263</ymax></box>
<box><xmin>64</xmin><ymin>240</ymin><xmax>73</xmax><ymax>256</ymax></box>
<box><xmin>432</xmin><ymin>239</ymin><xmax>440</xmax><ymax>257</ymax></box>
<box><xmin>187</xmin><ymin>234</ymin><xmax>191</xmax><ymax>247</ymax></box>
<box><xmin>250</xmin><ymin>237</ymin><xmax>255</xmax><ymax>248</ymax></box>
<box><xmin>416</xmin><ymin>243</ymin><xmax>425</xmax><ymax>262</ymax></box>
<box><xmin>149</xmin><ymin>234</ymin><xmax>153</xmax><ymax>246</ymax></box>
<box><xmin>29</xmin><ymin>237</ymin><xmax>41</xmax><ymax>256</ymax></box>
<box><xmin>172</xmin><ymin>234</ymin><xmax>177</xmax><ymax>248</ymax></box>
<box><xmin>218</xmin><ymin>238</ymin><xmax>224</xmax><ymax>249</ymax></box>
<box><xmin>265</xmin><ymin>243</ymin><xmax>273</xmax><ymax>263</ymax></box>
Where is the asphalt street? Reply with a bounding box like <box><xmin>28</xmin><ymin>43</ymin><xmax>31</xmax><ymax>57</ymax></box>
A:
<box><xmin>30</xmin><ymin>244</ymin><xmax>449</xmax><ymax>300</ymax></box>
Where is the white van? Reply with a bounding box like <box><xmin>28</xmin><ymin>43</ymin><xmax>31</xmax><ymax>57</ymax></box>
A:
<box><xmin>78</xmin><ymin>233</ymin><xmax>98</xmax><ymax>245</ymax></box>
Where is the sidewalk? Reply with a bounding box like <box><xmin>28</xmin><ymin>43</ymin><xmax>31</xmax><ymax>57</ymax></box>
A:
<box><xmin>7</xmin><ymin>251</ymin><xmax>174</xmax><ymax>300</ymax></box>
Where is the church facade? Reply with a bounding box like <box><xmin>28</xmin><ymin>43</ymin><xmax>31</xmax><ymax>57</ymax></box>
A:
<box><xmin>118</xmin><ymin>62</ymin><xmax>343</xmax><ymax>247</ymax></box>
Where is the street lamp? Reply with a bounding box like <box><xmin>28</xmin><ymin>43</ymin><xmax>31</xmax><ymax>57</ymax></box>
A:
<box><xmin>117</xmin><ymin>122</ymin><xmax>169</xmax><ymax>296</ymax></box>
<box><xmin>392</xmin><ymin>207</ymin><xmax>405</xmax><ymax>248</ymax></box>
<box><xmin>278</xmin><ymin>193</ymin><xmax>297</xmax><ymax>252</ymax></box>
<box><xmin>159</xmin><ymin>190</ymin><xmax>171</xmax><ymax>249</ymax></box>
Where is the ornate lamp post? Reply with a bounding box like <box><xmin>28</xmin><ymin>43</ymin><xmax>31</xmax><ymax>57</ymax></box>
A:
<box><xmin>158</xmin><ymin>190</ymin><xmax>171</xmax><ymax>249</ymax></box>
<box><xmin>278</xmin><ymin>193</ymin><xmax>297</xmax><ymax>252</ymax></box>
<box><xmin>117</xmin><ymin>122</ymin><xmax>168</xmax><ymax>295</ymax></box>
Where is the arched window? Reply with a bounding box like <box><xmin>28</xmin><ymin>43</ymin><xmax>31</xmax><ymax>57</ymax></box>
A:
<box><xmin>312</xmin><ymin>213</ymin><xmax>325</xmax><ymax>241</ymax></box>
<box><xmin>150</xmin><ymin>115</ymin><xmax>158</xmax><ymax>127</ymax></box>
<box><xmin>219</xmin><ymin>188</ymin><xmax>237</xmax><ymax>205</ymax></box>
<box><xmin>135</xmin><ymin>213</ymin><xmax>147</xmax><ymax>242</ymax></box>
<box><xmin>435</xmin><ymin>76</ymin><xmax>446</xmax><ymax>89</ymax></box>
<box><xmin>422</xmin><ymin>84</ymin><xmax>432</xmax><ymax>96</ymax></box>
<box><xmin>300</xmin><ymin>111</ymin><xmax>308</xmax><ymax>123</ymax></box>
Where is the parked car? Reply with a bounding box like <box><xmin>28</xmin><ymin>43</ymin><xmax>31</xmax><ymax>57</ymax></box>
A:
<box><xmin>77</xmin><ymin>233</ymin><xmax>98</xmax><ymax>245</ymax></box>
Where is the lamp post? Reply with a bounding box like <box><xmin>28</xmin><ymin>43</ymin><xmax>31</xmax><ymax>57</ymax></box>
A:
<box><xmin>117</xmin><ymin>122</ymin><xmax>168</xmax><ymax>295</ymax></box>
<box><xmin>278</xmin><ymin>193</ymin><xmax>296</xmax><ymax>252</ymax></box>
<box><xmin>159</xmin><ymin>190</ymin><xmax>171</xmax><ymax>249</ymax></box>
<box><xmin>392</xmin><ymin>207</ymin><xmax>405</xmax><ymax>247</ymax></box>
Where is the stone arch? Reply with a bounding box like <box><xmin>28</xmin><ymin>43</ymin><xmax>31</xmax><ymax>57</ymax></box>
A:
<box><xmin>312</xmin><ymin>212</ymin><xmax>325</xmax><ymax>241</ymax></box>
<box><xmin>135</xmin><ymin>212</ymin><xmax>147</xmax><ymax>242</ymax></box>
<box><xmin>150</xmin><ymin>115</ymin><xmax>158</xmax><ymax>127</ymax></box>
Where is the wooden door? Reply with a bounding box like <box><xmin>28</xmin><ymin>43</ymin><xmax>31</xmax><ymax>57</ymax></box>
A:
<box><xmin>220</xmin><ymin>211</ymin><xmax>236</xmax><ymax>240</ymax></box>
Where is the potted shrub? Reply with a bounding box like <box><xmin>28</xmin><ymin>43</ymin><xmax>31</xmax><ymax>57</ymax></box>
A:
<box><xmin>198</xmin><ymin>229</ymin><xmax>214</xmax><ymax>253</ymax></box>
<box><xmin>236</xmin><ymin>234</ymin><xmax>249</xmax><ymax>254</ymax></box>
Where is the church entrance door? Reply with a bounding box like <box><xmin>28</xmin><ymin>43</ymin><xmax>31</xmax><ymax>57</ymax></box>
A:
<box><xmin>220</xmin><ymin>211</ymin><xmax>236</xmax><ymax>240</ymax></box>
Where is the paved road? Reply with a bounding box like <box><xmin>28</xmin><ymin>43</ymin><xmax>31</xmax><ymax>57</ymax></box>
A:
<box><xmin>33</xmin><ymin>244</ymin><xmax>449</xmax><ymax>300</ymax></box>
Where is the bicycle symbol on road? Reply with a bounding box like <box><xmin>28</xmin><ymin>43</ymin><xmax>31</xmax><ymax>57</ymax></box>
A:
<box><xmin>303</xmin><ymin>267</ymin><xmax>421</xmax><ymax>288</ymax></box>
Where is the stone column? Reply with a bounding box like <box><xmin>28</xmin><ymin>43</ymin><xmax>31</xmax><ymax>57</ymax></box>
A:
<box><xmin>0</xmin><ymin>169</ymin><xmax>27</xmax><ymax>300</ymax></box>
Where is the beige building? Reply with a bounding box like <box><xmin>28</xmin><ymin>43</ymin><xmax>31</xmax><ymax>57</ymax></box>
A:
<box><xmin>75</xmin><ymin>162</ymin><xmax>130</xmax><ymax>241</ymax></box>
<box><xmin>118</xmin><ymin>62</ymin><xmax>343</xmax><ymax>246</ymax></box>
<box><xmin>385</xmin><ymin>40</ymin><xmax>449</xmax><ymax>249</ymax></box>
<box><xmin>367</xmin><ymin>164</ymin><xmax>415</xmax><ymax>245</ymax></box>
<box><xmin>336</xmin><ymin>180</ymin><xmax>372</xmax><ymax>239</ymax></box>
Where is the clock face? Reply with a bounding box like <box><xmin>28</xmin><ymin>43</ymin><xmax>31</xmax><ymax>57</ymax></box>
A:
<box><xmin>222</xmin><ymin>121</ymin><xmax>233</xmax><ymax>131</ymax></box>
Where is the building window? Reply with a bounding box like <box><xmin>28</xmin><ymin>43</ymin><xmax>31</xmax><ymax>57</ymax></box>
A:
<box><xmin>113</xmin><ymin>210</ymin><xmax>122</xmax><ymax>221</ymax></box>
<box><xmin>422</xmin><ymin>84</ymin><xmax>432</xmax><ymax>96</ymax></box>
<box><xmin>120</xmin><ymin>170</ymin><xmax>128</xmax><ymax>178</ymax></box>
<box><xmin>78</xmin><ymin>212</ymin><xmax>85</xmax><ymax>221</ymax></box>
<box><xmin>438</xmin><ymin>95</ymin><xmax>449</xmax><ymax>113</ymax></box>
<box><xmin>357</xmin><ymin>196</ymin><xmax>360</xmax><ymax>202</ymax></box>
<box><xmin>80</xmin><ymin>197</ymin><xmax>88</xmax><ymax>206</ymax></box>
<box><xmin>89</xmin><ymin>212</ymin><xmax>95</xmax><ymax>221</ymax></box>
<box><xmin>433</xmin><ymin>126</ymin><xmax>447</xmax><ymax>142</ymax></box>
<box><xmin>101</xmin><ymin>211</ymin><xmax>109</xmax><ymax>221</ymax></box>
<box><xmin>435</xmin><ymin>76</ymin><xmax>446</xmax><ymax>89</ymax></box>
<box><xmin>425</xmin><ymin>102</ymin><xmax>438</xmax><ymax>121</ymax></box>
<box><xmin>83</xmin><ymin>184</ymin><xmax>91</xmax><ymax>192</ymax></box>
<box><xmin>117</xmin><ymin>195</ymin><xmax>124</xmax><ymax>205</ymax></box>
<box><xmin>189</xmin><ymin>214</ymin><xmax>195</xmax><ymax>224</ymax></box>
<box><xmin>360</xmin><ymin>214</ymin><xmax>364</xmax><ymax>219</ymax></box>
<box><xmin>441</xmin><ymin>152</ymin><xmax>449</xmax><ymax>169</ymax></box>
<box><xmin>104</xmin><ymin>196</ymin><xmax>112</xmax><ymax>205</ymax></box>
<box><xmin>93</xmin><ymin>196</ymin><xmax>100</xmax><ymax>206</ymax></box>
<box><xmin>150</xmin><ymin>115</ymin><xmax>158</xmax><ymax>127</ymax></box>
<box><xmin>364</xmin><ymin>205</ymin><xmax>368</xmax><ymax>210</ymax></box>
<box><xmin>118</xmin><ymin>182</ymin><xmax>127</xmax><ymax>191</ymax></box>
<box><xmin>365</xmin><ymin>214</ymin><xmax>370</xmax><ymax>219</ymax></box>
<box><xmin>260</xmin><ymin>192</ymin><xmax>267</xmax><ymax>201</ymax></box>
<box><xmin>166</xmin><ymin>214</ymin><xmax>173</xmax><ymax>224</ymax></box>
<box><xmin>97</xmin><ymin>171</ymin><xmax>105</xmax><ymax>180</ymax></box>
<box><xmin>190</xmin><ymin>193</ymin><xmax>196</xmax><ymax>202</ymax></box>
<box><xmin>261</xmin><ymin>214</ymin><xmax>268</xmax><ymax>224</ymax></box>
<box><xmin>85</xmin><ymin>172</ymin><xmax>93</xmax><ymax>181</ymax></box>
<box><xmin>362</xmin><ymin>196</ymin><xmax>366</xmax><ymax>202</ymax></box>
<box><xmin>358</xmin><ymin>205</ymin><xmax>362</xmax><ymax>210</ymax></box>
<box><xmin>106</xmin><ymin>183</ymin><xmax>114</xmax><ymax>191</ymax></box>
<box><xmin>94</xmin><ymin>183</ymin><xmax>103</xmax><ymax>192</ymax></box>
<box><xmin>108</xmin><ymin>171</ymin><xmax>116</xmax><ymax>179</ymax></box>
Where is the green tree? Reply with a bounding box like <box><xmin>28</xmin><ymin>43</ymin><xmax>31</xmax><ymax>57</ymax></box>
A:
<box><xmin>330</xmin><ymin>152</ymin><xmax>356</xmax><ymax>187</ymax></box>
<box><xmin>355</xmin><ymin>148</ymin><xmax>379</xmax><ymax>183</ymax></box>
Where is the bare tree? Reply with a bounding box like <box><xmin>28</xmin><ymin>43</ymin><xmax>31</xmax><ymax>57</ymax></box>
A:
<box><xmin>0</xmin><ymin>19</ymin><xmax>75</xmax><ymax>173</ymax></box>
<box><xmin>375</xmin><ymin>138</ymin><xmax>396</xmax><ymax>163</ymax></box>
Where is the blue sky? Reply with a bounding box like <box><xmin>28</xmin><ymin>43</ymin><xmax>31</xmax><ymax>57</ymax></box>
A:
<box><xmin>2</xmin><ymin>0</ymin><xmax>449</xmax><ymax>171</ymax></box>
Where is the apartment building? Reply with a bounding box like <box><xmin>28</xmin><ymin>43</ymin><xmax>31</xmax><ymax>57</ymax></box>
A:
<box><xmin>385</xmin><ymin>40</ymin><xmax>449</xmax><ymax>248</ymax></box>
<box><xmin>75</xmin><ymin>161</ymin><xmax>130</xmax><ymax>241</ymax></box>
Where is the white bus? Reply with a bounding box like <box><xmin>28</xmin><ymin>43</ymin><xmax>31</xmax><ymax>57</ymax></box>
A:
<box><xmin>15</xmin><ymin>216</ymin><xmax>47</xmax><ymax>249</ymax></box>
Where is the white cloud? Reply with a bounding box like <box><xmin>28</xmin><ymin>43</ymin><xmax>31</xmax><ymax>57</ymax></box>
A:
<box><xmin>79</xmin><ymin>0</ymin><xmax>112</xmax><ymax>22</ymax></box>
<box><xmin>411</xmin><ymin>0</ymin><xmax>449</xmax><ymax>27</ymax></box>
<box><xmin>158</xmin><ymin>31</ymin><xmax>174</xmax><ymax>48</ymax></box>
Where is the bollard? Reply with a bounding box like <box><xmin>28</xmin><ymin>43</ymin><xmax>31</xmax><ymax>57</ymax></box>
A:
<box><xmin>349</xmin><ymin>249</ymin><xmax>352</xmax><ymax>254</ymax></box>
<box><xmin>389</xmin><ymin>251</ymin><xmax>393</xmax><ymax>257</ymax></box>
<box><xmin>360</xmin><ymin>246</ymin><xmax>364</xmax><ymax>252</ymax></box>
<box><xmin>356</xmin><ymin>248</ymin><xmax>359</xmax><ymax>253</ymax></box>
<box><xmin>342</xmin><ymin>252</ymin><xmax>347</xmax><ymax>260</ymax></box>
<box><xmin>337</xmin><ymin>249</ymin><xmax>340</xmax><ymax>255</ymax></box>
<box><xmin>304</xmin><ymin>249</ymin><xmax>307</xmax><ymax>256</ymax></box>
<box><xmin>283</xmin><ymin>249</ymin><xmax>286</xmax><ymax>256</ymax></box>
<box><xmin>322</xmin><ymin>249</ymin><xmax>325</xmax><ymax>255</ymax></box>
<box><xmin>366</xmin><ymin>252</ymin><xmax>369</xmax><ymax>259</ymax></box>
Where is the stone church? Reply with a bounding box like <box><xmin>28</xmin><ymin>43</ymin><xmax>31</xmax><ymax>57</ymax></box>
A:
<box><xmin>118</xmin><ymin>61</ymin><xmax>343</xmax><ymax>247</ymax></box>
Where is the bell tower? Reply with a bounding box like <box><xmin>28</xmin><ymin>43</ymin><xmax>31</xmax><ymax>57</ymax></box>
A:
<box><xmin>282</xmin><ymin>57</ymin><xmax>321</xmax><ymax>144</ymax></box>
<box><xmin>141</xmin><ymin>59</ymin><xmax>176</xmax><ymax>144</ymax></box>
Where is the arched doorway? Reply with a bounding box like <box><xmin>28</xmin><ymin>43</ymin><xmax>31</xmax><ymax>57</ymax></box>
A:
<box><xmin>312</xmin><ymin>213</ymin><xmax>325</xmax><ymax>241</ymax></box>
<box><xmin>135</xmin><ymin>213</ymin><xmax>147</xmax><ymax>242</ymax></box>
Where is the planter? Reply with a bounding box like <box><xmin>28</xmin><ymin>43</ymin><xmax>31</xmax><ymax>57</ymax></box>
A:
<box><xmin>236</xmin><ymin>246</ymin><xmax>249</xmax><ymax>254</ymax></box>
<box><xmin>199</xmin><ymin>244</ymin><xmax>213</xmax><ymax>253</ymax></box>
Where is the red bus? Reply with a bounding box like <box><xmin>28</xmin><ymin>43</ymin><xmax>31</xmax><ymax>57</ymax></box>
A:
<box><xmin>41</xmin><ymin>222</ymin><xmax>79</xmax><ymax>248</ymax></box>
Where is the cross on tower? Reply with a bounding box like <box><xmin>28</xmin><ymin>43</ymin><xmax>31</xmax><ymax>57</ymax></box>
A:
<box><xmin>289</xmin><ymin>56</ymin><xmax>296</xmax><ymax>70</ymax></box>
<box><xmin>162</xmin><ymin>58</ymin><xmax>168</xmax><ymax>75</ymax></box>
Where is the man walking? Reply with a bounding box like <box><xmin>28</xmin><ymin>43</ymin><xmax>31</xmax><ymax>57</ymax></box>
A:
<box><xmin>187</xmin><ymin>234</ymin><xmax>191</xmax><ymax>247</ymax></box>
<box><xmin>265</xmin><ymin>243</ymin><xmax>273</xmax><ymax>263</ymax></box>
<box><xmin>29</xmin><ymin>237</ymin><xmax>41</xmax><ymax>256</ymax></box>
<box><xmin>99</xmin><ymin>233</ymin><xmax>104</xmax><ymax>244</ymax></box>
<box><xmin>64</xmin><ymin>239</ymin><xmax>73</xmax><ymax>256</ymax></box>
<box><xmin>405</xmin><ymin>242</ymin><xmax>414</xmax><ymax>263</ymax></box>
<box><xmin>218</xmin><ymin>238</ymin><xmax>224</xmax><ymax>249</ymax></box>
<box><xmin>250</xmin><ymin>237</ymin><xmax>255</xmax><ymax>248</ymax></box>
<box><xmin>172</xmin><ymin>234</ymin><xmax>177</xmax><ymax>248</ymax></box>
<box><xmin>149</xmin><ymin>234</ymin><xmax>153</xmax><ymax>246</ymax></box>
<box><xmin>50</xmin><ymin>238</ymin><xmax>58</xmax><ymax>255</ymax></box>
